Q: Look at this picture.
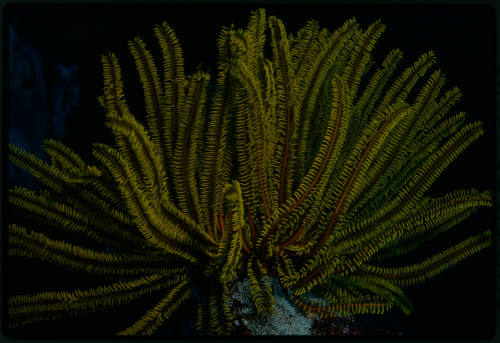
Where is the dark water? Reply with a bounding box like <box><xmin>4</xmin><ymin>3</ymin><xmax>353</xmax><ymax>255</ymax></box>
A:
<box><xmin>3</xmin><ymin>4</ymin><xmax>495</xmax><ymax>338</ymax></box>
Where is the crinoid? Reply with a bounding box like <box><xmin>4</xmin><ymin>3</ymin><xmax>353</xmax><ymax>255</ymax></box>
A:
<box><xmin>7</xmin><ymin>8</ymin><xmax>493</xmax><ymax>336</ymax></box>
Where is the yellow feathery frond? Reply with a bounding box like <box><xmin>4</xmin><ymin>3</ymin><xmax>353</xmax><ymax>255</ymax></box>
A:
<box><xmin>62</xmin><ymin>188</ymin><xmax>146</xmax><ymax>251</ymax></box>
<box><xmin>349</xmin><ymin>112</ymin><xmax>468</xmax><ymax>225</ymax></box>
<box><xmin>172</xmin><ymin>71</ymin><xmax>209</xmax><ymax>224</ymax></box>
<box><xmin>275</xmin><ymin>250</ymin><xmax>299</xmax><ymax>282</ymax></box>
<box><xmin>307</xmin><ymin>104</ymin><xmax>409</xmax><ymax>259</ymax></box>
<box><xmin>361</xmin><ymin>230</ymin><xmax>492</xmax><ymax>287</ymax></box>
<box><xmin>245</xmin><ymin>8</ymin><xmax>266</xmax><ymax>74</ymax></box>
<box><xmin>268</xmin><ymin>16</ymin><xmax>299</xmax><ymax>207</ymax></box>
<box><xmin>351</xmin><ymin>49</ymin><xmax>403</xmax><ymax>132</ymax></box>
<box><xmin>420</xmin><ymin>86</ymin><xmax>462</xmax><ymax>132</ymax></box>
<box><xmin>258</xmin><ymin>77</ymin><xmax>350</xmax><ymax>249</ymax></box>
<box><xmin>128</xmin><ymin>37</ymin><xmax>165</xmax><ymax>162</ymax></box>
<box><xmin>92</xmin><ymin>144</ymin><xmax>202</xmax><ymax>262</ymax></box>
<box><xmin>41</xmin><ymin>139</ymin><xmax>102</xmax><ymax>184</ymax></box>
<box><xmin>413</xmin><ymin>111</ymin><xmax>465</xmax><ymax>156</ymax></box>
<box><xmin>9</xmin><ymin>273</ymin><xmax>184</xmax><ymax>318</ymax></box>
<box><xmin>42</xmin><ymin>138</ymin><xmax>86</xmax><ymax>170</ymax></box>
<box><xmin>153</xmin><ymin>21</ymin><xmax>185</xmax><ymax>156</ymax></box>
<box><xmin>198</xmin><ymin>25</ymin><xmax>239</xmax><ymax>236</ymax></box>
<box><xmin>290</xmin><ymin>19</ymin><xmax>322</xmax><ymax>78</ymax></box>
<box><xmin>232</xmin><ymin>87</ymin><xmax>264</xmax><ymax>239</ymax></box>
<box><xmin>412</xmin><ymin>70</ymin><xmax>446</xmax><ymax>115</ymax></box>
<box><xmin>154</xmin><ymin>22</ymin><xmax>185</xmax><ymax>141</ymax></box>
<box><xmin>247</xmin><ymin>258</ymin><xmax>275</xmax><ymax>314</ymax></box>
<box><xmin>389</xmin><ymin>121</ymin><xmax>484</xmax><ymax>215</ymax></box>
<box><xmin>207</xmin><ymin>295</ymin><xmax>223</xmax><ymax>334</ymax></box>
<box><xmin>151</xmin><ymin>21</ymin><xmax>186</xmax><ymax>204</ymax></box>
<box><xmin>9</xmin><ymin>274</ymin><xmax>186</xmax><ymax>329</ymax></box>
<box><xmin>196</xmin><ymin>282</ymin><xmax>232</xmax><ymax>335</ymax></box>
<box><xmin>9</xmin><ymin>144</ymin><xmax>72</xmax><ymax>193</ymax></box>
<box><xmin>293</xmin><ymin>293</ymin><xmax>392</xmax><ymax>318</ymax></box>
<box><xmin>332</xmin><ymin>273</ymin><xmax>414</xmax><ymax>315</ymax></box>
<box><xmin>377</xmin><ymin>50</ymin><xmax>436</xmax><ymax>109</ymax></box>
<box><xmin>9</xmin><ymin>147</ymin><xmax>143</xmax><ymax>249</ymax></box>
<box><xmin>294</xmin><ymin>18</ymin><xmax>358</xmax><ymax>180</ymax></box>
<box><xmin>117</xmin><ymin>279</ymin><xmax>191</xmax><ymax>336</ymax></box>
<box><xmin>371</xmin><ymin>190</ymin><xmax>492</xmax><ymax>260</ymax></box>
<box><xmin>218</xmin><ymin>182</ymin><xmax>245</xmax><ymax>282</ymax></box>
<box><xmin>160</xmin><ymin>198</ymin><xmax>217</xmax><ymax>248</ymax></box>
<box><xmin>100</xmin><ymin>53</ymin><xmax>132</xmax><ymax>119</ymax></box>
<box><xmin>196</xmin><ymin>301</ymin><xmax>207</xmax><ymax>335</ymax></box>
<box><xmin>105</xmin><ymin>115</ymin><xmax>169</xmax><ymax>203</ymax></box>
<box><xmin>8</xmin><ymin>187</ymin><xmax>99</xmax><ymax>239</ymax></box>
<box><xmin>8</xmin><ymin>224</ymin><xmax>186</xmax><ymax>275</ymax></box>
<box><xmin>89</xmin><ymin>168</ymin><xmax>124</xmax><ymax>208</ymax></box>
<box><xmin>230</xmin><ymin>58</ymin><xmax>272</xmax><ymax>220</ymax></box>
<box><xmin>342</xmin><ymin>20</ymin><xmax>385</xmax><ymax>97</ymax></box>
<box><xmin>101</xmin><ymin>53</ymin><xmax>169</xmax><ymax>202</ymax></box>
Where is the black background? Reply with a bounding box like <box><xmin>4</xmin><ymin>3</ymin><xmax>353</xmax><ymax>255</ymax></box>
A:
<box><xmin>3</xmin><ymin>3</ymin><xmax>496</xmax><ymax>338</ymax></box>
